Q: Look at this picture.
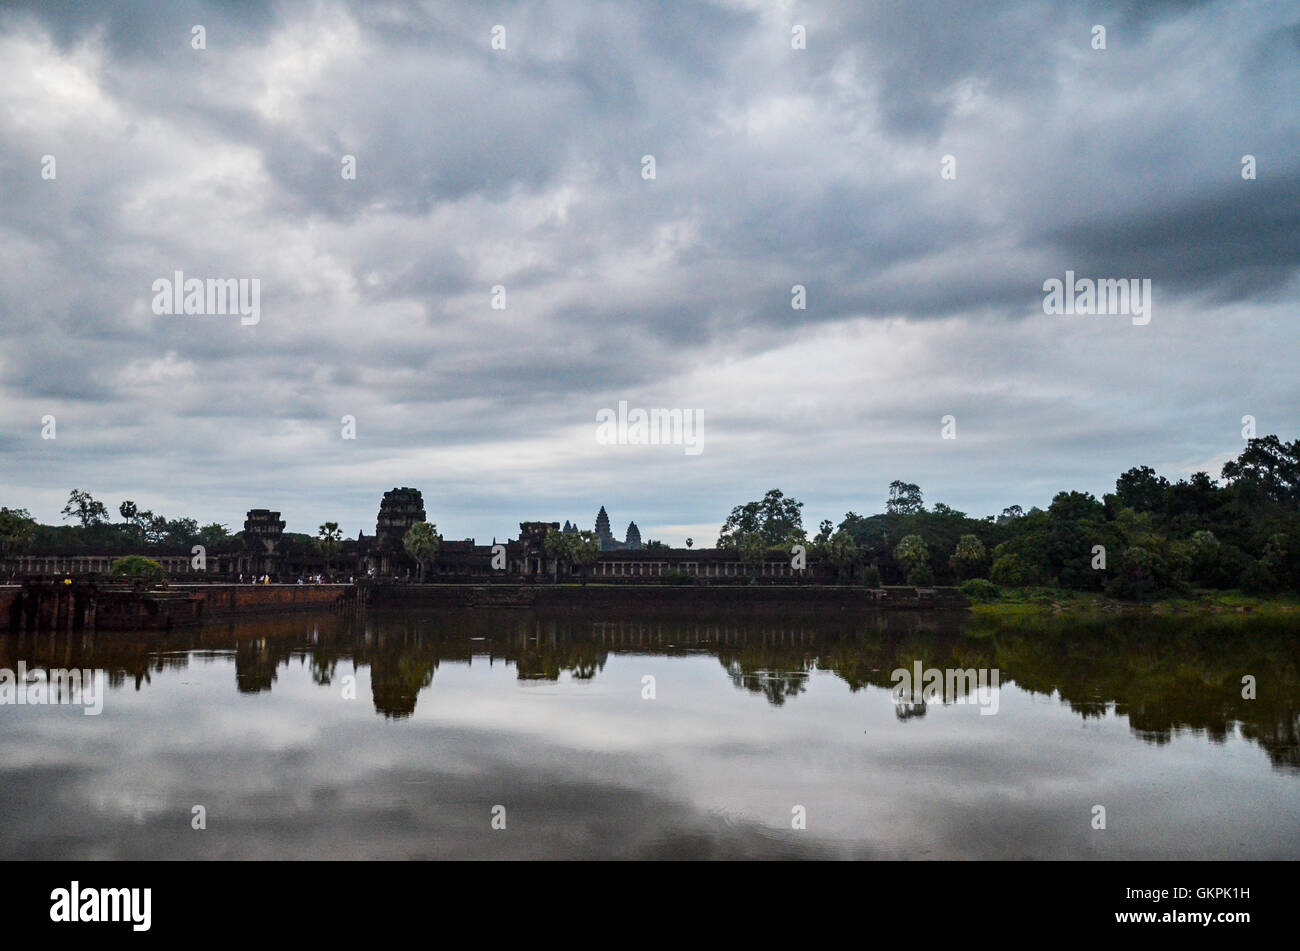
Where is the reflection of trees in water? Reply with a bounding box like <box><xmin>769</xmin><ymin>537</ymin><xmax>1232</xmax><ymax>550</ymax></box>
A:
<box><xmin>7</xmin><ymin>606</ymin><xmax>1298</xmax><ymax>767</ymax></box>
<box><xmin>368</xmin><ymin>652</ymin><xmax>436</xmax><ymax>719</ymax></box>
<box><xmin>234</xmin><ymin>638</ymin><xmax>285</xmax><ymax>693</ymax></box>
<box><xmin>895</xmin><ymin>701</ymin><xmax>927</xmax><ymax>720</ymax></box>
<box><xmin>973</xmin><ymin>612</ymin><xmax>1300</xmax><ymax>770</ymax></box>
<box><xmin>310</xmin><ymin>655</ymin><xmax>337</xmax><ymax>686</ymax></box>
<box><xmin>514</xmin><ymin>645</ymin><xmax>606</xmax><ymax>681</ymax></box>
<box><xmin>718</xmin><ymin>649</ymin><xmax>811</xmax><ymax>706</ymax></box>
<box><xmin>0</xmin><ymin>629</ymin><xmax>189</xmax><ymax>693</ymax></box>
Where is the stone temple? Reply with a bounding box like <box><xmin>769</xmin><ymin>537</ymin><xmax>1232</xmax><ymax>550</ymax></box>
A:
<box><xmin>375</xmin><ymin>487</ymin><xmax>426</xmax><ymax>552</ymax></box>
<box><xmin>566</xmin><ymin>505</ymin><xmax>642</xmax><ymax>551</ymax></box>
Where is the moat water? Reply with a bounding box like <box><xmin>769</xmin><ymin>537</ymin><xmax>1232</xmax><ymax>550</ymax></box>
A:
<box><xmin>2</xmin><ymin>605</ymin><xmax>1297</xmax><ymax>859</ymax></box>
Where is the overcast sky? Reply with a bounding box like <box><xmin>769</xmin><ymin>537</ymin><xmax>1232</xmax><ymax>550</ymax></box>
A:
<box><xmin>1</xmin><ymin>0</ymin><xmax>1296</xmax><ymax>545</ymax></box>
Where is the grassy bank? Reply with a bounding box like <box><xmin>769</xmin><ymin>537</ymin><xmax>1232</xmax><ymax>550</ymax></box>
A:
<box><xmin>966</xmin><ymin>585</ymin><xmax>1300</xmax><ymax>618</ymax></box>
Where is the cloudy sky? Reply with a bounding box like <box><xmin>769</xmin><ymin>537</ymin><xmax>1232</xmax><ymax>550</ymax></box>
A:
<box><xmin>1</xmin><ymin>0</ymin><xmax>1296</xmax><ymax>545</ymax></box>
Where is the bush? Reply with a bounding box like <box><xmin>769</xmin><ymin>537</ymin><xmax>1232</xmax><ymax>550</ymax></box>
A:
<box><xmin>662</xmin><ymin>569</ymin><xmax>692</xmax><ymax>585</ymax></box>
<box><xmin>959</xmin><ymin>578</ymin><xmax>1000</xmax><ymax>602</ymax></box>
<box><xmin>907</xmin><ymin>564</ymin><xmax>935</xmax><ymax>586</ymax></box>
<box><xmin>990</xmin><ymin>553</ymin><xmax>1036</xmax><ymax>587</ymax></box>
<box><xmin>860</xmin><ymin>564</ymin><xmax>882</xmax><ymax>588</ymax></box>
<box><xmin>1240</xmin><ymin>560</ymin><xmax>1280</xmax><ymax>594</ymax></box>
<box><xmin>109</xmin><ymin>555</ymin><xmax>165</xmax><ymax>584</ymax></box>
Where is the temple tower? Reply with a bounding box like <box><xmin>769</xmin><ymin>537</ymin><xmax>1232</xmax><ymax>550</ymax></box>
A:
<box><xmin>375</xmin><ymin>487</ymin><xmax>426</xmax><ymax>552</ymax></box>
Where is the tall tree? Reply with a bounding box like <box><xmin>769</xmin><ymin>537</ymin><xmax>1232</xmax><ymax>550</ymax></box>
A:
<box><xmin>1113</xmin><ymin>465</ymin><xmax>1171</xmax><ymax>513</ymax></box>
<box><xmin>949</xmin><ymin>534</ymin><xmax>988</xmax><ymax>580</ymax></box>
<box><xmin>403</xmin><ymin>522</ymin><xmax>441</xmax><ymax>582</ymax></box>
<box><xmin>568</xmin><ymin>530</ymin><xmax>600</xmax><ymax>585</ymax></box>
<box><xmin>62</xmin><ymin>489</ymin><xmax>109</xmax><ymax>528</ymax></box>
<box><xmin>718</xmin><ymin>489</ymin><xmax>805</xmax><ymax>548</ymax></box>
<box><xmin>825</xmin><ymin>528</ymin><xmax>859</xmax><ymax>583</ymax></box>
<box><xmin>317</xmin><ymin>522</ymin><xmax>343</xmax><ymax>573</ymax></box>
<box><xmin>543</xmin><ymin>527</ymin><xmax>569</xmax><ymax>582</ymax></box>
<box><xmin>886</xmin><ymin>481</ymin><xmax>924</xmax><ymax>515</ymax></box>
<box><xmin>1222</xmin><ymin>435</ymin><xmax>1300</xmax><ymax>507</ymax></box>
<box><xmin>894</xmin><ymin>534</ymin><xmax>930</xmax><ymax>584</ymax></box>
<box><xmin>737</xmin><ymin>531</ymin><xmax>768</xmax><ymax>581</ymax></box>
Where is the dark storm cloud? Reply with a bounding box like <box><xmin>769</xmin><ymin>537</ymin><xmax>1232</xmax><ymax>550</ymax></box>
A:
<box><xmin>1038</xmin><ymin>173</ymin><xmax>1300</xmax><ymax>300</ymax></box>
<box><xmin>2</xmin><ymin>0</ymin><xmax>280</xmax><ymax>58</ymax></box>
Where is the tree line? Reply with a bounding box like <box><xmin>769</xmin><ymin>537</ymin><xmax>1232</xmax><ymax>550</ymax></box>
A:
<box><xmin>715</xmin><ymin>435</ymin><xmax>1300</xmax><ymax>598</ymax></box>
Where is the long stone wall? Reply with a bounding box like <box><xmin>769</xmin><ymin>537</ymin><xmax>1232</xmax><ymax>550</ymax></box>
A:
<box><xmin>171</xmin><ymin>584</ymin><xmax>354</xmax><ymax>620</ymax></box>
<box><xmin>0</xmin><ymin>583</ymin><xmax>356</xmax><ymax>632</ymax></box>
<box><xmin>369</xmin><ymin>584</ymin><xmax>969</xmax><ymax>610</ymax></box>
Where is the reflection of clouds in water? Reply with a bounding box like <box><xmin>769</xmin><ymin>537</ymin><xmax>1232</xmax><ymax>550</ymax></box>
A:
<box><xmin>0</xmin><ymin>729</ymin><xmax>849</xmax><ymax>860</ymax></box>
<box><xmin>2</xmin><ymin>608</ymin><xmax>1300</xmax><ymax>858</ymax></box>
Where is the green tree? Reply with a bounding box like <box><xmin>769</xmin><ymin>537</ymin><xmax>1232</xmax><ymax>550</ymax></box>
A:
<box><xmin>568</xmin><ymin>530</ymin><xmax>600</xmax><ymax>585</ymax></box>
<box><xmin>1113</xmin><ymin>465</ymin><xmax>1171</xmax><ymax>513</ymax></box>
<box><xmin>825</xmin><ymin>528</ymin><xmax>859</xmax><ymax>583</ymax></box>
<box><xmin>949</xmin><ymin>534</ymin><xmax>988</xmax><ymax>579</ymax></box>
<box><xmin>718</xmin><ymin>489</ymin><xmax>805</xmax><ymax>548</ymax></box>
<box><xmin>165</xmin><ymin>518</ymin><xmax>200</xmax><ymax>548</ymax></box>
<box><xmin>403</xmin><ymin>522</ymin><xmax>441</xmax><ymax>582</ymax></box>
<box><xmin>543</xmin><ymin>528</ymin><xmax>569</xmax><ymax>582</ymax></box>
<box><xmin>1221</xmin><ymin>435</ymin><xmax>1300</xmax><ymax>508</ymax></box>
<box><xmin>118</xmin><ymin>500</ymin><xmax>155</xmax><ymax>544</ymax></box>
<box><xmin>62</xmin><ymin>489</ymin><xmax>108</xmax><ymax>528</ymax></box>
<box><xmin>197</xmin><ymin>523</ymin><xmax>230</xmax><ymax>549</ymax></box>
<box><xmin>109</xmin><ymin>555</ymin><xmax>165</xmax><ymax>584</ymax></box>
<box><xmin>990</xmin><ymin>552</ymin><xmax>1035</xmax><ymax>587</ymax></box>
<box><xmin>317</xmin><ymin>522</ymin><xmax>343</xmax><ymax>573</ymax></box>
<box><xmin>811</xmin><ymin>519</ymin><xmax>834</xmax><ymax>556</ymax></box>
<box><xmin>886</xmin><ymin>481</ymin><xmax>924</xmax><ymax>515</ymax></box>
<box><xmin>736</xmin><ymin>531</ymin><xmax>768</xmax><ymax>581</ymax></box>
<box><xmin>0</xmin><ymin>507</ymin><xmax>37</xmax><ymax>558</ymax></box>
<box><xmin>1188</xmin><ymin>530</ymin><xmax>1239</xmax><ymax>588</ymax></box>
<box><xmin>894</xmin><ymin>534</ymin><xmax>930</xmax><ymax>584</ymax></box>
<box><xmin>1254</xmin><ymin>533</ymin><xmax>1291</xmax><ymax>591</ymax></box>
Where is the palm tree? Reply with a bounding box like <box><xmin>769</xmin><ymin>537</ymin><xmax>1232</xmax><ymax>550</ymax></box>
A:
<box><xmin>317</xmin><ymin>522</ymin><xmax>343</xmax><ymax>575</ymax></box>
<box><xmin>569</xmin><ymin>531</ymin><xmax>600</xmax><ymax>585</ymax></box>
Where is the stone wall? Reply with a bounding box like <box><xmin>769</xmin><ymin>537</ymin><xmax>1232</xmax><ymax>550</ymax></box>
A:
<box><xmin>0</xmin><ymin>583</ymin><xmax>355</xmax><ymax>632</ymax></box>
<box><xmin>370</xmin><ymin>584</ymin><xmax>968</xmax><ymax>611</ymax></box>
<box><xmin>171</xmin><ymin>584</ymin><xmax>354</xmax><ymax>620</ymax></box>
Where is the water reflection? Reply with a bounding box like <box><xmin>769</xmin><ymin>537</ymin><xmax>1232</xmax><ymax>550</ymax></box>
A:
<box><xmin>4</xmin><ymin>606</ymin><xmax>1299</xmax><ymax>859</ymax></box>
<box><xmin>3</xmin><ymin>606</ymin><xmax>1296</xmax><ymax>769</ymax></box>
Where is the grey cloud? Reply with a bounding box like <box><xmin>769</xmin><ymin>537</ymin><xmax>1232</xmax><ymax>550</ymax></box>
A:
<box><xmin>0</xmin><ymin>0</ymin><xmax>1296</xmax><ymax>539</ymax></box>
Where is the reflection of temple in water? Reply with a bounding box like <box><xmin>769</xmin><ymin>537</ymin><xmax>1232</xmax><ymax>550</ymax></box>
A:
<box><xmin>4</xmin><ymin>608</ymin><xmax>1299</xmax><ymax>769</ymax></box>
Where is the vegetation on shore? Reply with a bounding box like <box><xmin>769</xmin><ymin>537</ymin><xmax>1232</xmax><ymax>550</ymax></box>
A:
<box><xmin>958</xmin><ymin>581</ymin><xmax>1299</xmax><ymax>617</ymax></box>
<box><xmin>716</xmin><ymin>435</ymin><xmax>1300</xmax><ymax>601</ymax></box>
<box><xmin>4</xmin><ymin>435</ymin><xmax>1298</xmax><ymax>604</ymax></box>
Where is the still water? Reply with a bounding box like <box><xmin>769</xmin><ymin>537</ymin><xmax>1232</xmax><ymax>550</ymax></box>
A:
<box><xmin>2</xmin><ymin>606</ymin><xmax>1298</xmax><ymax>859</ymax></box>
